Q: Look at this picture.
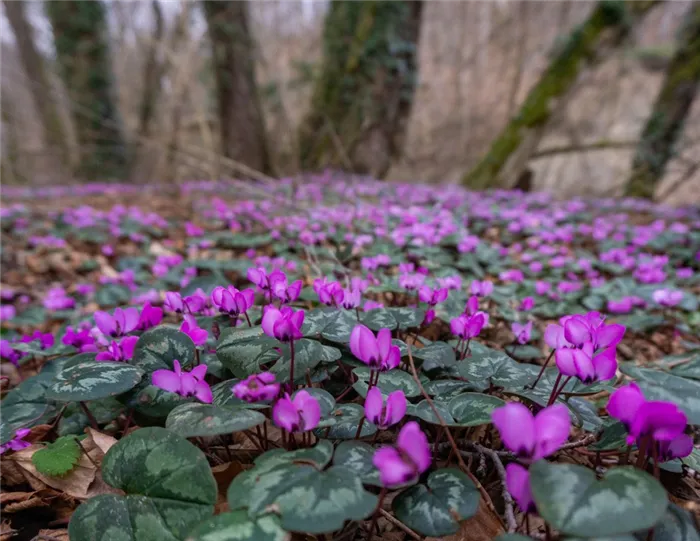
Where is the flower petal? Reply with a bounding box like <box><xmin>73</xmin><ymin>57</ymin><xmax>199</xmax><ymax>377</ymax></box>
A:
<box><xmin>273</xmin><ymin>394</ymin><xmax>299</xmax><ymax>432</ymax></box>
<box><xmin>385</xmin><ymin>390</ymin><xmax>407</xmax><ymax>426</ymax></box>
<box><xmin>373</xmin><ymin>447</ymin><xmax>415</xmax><ymax>487</ymax></box>
<box><xmin>152</xmin><ymin>369</ymin><xmax>180</xmax><ymax>393</ymax></box>
<box><xmin>194</xmin><ymin>381</ymin><xmax>213</xmax><ymax>403</ymax></box>
<box><xmin>397</xmin><ymin>421</ymin><xmax>431</xmax><ymax>473</ymax></box>
<box><xmin>607</xmin><ymin>382</ymin><xmax>645</xmax><ymax>427</ymax></box>
<box><xmin>492</xmin><ymin>403</ymin><xmax>536</xmax><ymax>457</ymax></box>
<box><xmin>506</xmin><ymin>463</ymin><xmax>535</xmax><ymax>513</ymax></box>
<box><xmin>533</xmin><ymin>404</ymin><xmax>571</xmax><ymax>459</ymax></box>
<box><xmin>364</xmin><ymin>387</ymin><xmax>384</xmax><ymax>425</ymax></box>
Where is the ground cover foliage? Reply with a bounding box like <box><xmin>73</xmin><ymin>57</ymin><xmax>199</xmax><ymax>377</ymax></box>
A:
<box><xmin>1</xmin><ymin>176</ymin><xmax>699</xmax><ymax>541</ymax></box>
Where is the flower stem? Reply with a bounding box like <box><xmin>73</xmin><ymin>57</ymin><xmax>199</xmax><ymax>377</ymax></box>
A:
<box><xmin>530</xmin><ymin>349</ymin><xmax>555</xmax><ymax>389</ymax></box>
<box><xmin>367</xmin><ymin>487</ymin><xmax>388</xmax><ymax>540</ymax></box>
<box><xmin>194</xmin><ymin>348</ymin><xmax>200</xmax><ymax>366</ymax></box>
<box><xmin>355</xmin><ymin>417</ymin><xmax>366</xmax><ymax>440</ymax></box>
<box><xmin>636</xmin><ymin>436</ymin><xmax>650</xmax><ymax>469</ymax></box>
<box><xmin>245</xmin><ymin>313</ymin><xmax>252</xmax><ymax>327</ymax></box>
<box><xmin>289</xmin><ymin>340</ymin><xmax>296</xmax><ymax>391</ymax></box>
<box><xmin>79</xmin><ymin>402</ymin><xmax>99</xmax><ymax>430</ymax></box>
<box><xmin>547</xmin><ymin>373</ymin><xmax>563</xmax><ymax>406</ymax></box>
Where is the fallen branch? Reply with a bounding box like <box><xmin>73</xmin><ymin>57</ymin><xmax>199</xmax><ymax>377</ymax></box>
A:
<box><xmin>379</xmin><ymin>508</ymin><xmax>422</xmax><ymax>540</ymax></box>
<box><xmin>472</xmin><ymin>444</ymin><xmax>518</xmax><ymax>533</ymax></box>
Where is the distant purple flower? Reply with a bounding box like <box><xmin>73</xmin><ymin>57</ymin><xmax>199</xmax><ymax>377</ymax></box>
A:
<box><xmin>437</xmin><ymin>275</ymin><xmax>462</xmax><ymax>290</ymax></box>
<box><xmin>458</xmin><ymin>235</ymin><xmax>479</xmax><ymax>253</ymax></box>
<box><xmin>152</xmin><ymin>360</ymin><xmax>212</xmax><ymax>403</ymax></box>
<box><xmin>76</xmin><ymin>283</ymin><xmax>95</xmax><ymax>296</ymax></box>
<box><xmin>470</xmin><ymin>280</ymin><xmax>493</xmax><ymax>297</ymax></box>
<box><xmin>363</xmin><ymin>300</ymin><xmax>384</xmax><ymax>311</ymax></box>
<box><xmin>185</xmin><ymin>222</ymin><xmax>204</xmax><ymax>237</ymax></box>
<box><xmin>96</xmin><ymin>336</ymin><xmax>139</xmax><ymax>362</ymax></box>
<box><xmin>101</xmin><ymin>244</ymin><xmax>114</xmax><ymax>256</ymax></box>
<box><xmin>534</xmin><ymin>281</ymin><xmax>551</xmax><ymax>296</ymax></box>
<box><xmin>136</xmin><ymin>302</ymin><xmax>163</xmax><ymax>331</ymax></box>
<box><xmin>43</xmin><ymin>287</ymin><xmax>74</xmax><ymax>311</ymax></box>
<box><xmin>512</xmin><ymin>321</ymin><xmax>533</xmax><ymax>344</ymax></box>
<box><xmin>0</xmin><ymin>429</ymin><xmax>31</xmax><ymax>454</ymax></box>
<box><xmin>22</xmin><ymin>331</ymin><xmax>54</xmax><ymax>350</ymax></box>
<box><xmin>0</xmin><ymin>305</ymin><xmax>16</xmax><ymax>321</ymax></box>
<box><xmin>506</xmin><ymin>463</ymin><xmax>536</xmax><ymax>514</ymax></box>
<box><xmin>94</xmin><ymin>307</ymin><xmax>139</xmax><ymax>338</ymax></box>
<box><xmin>0</xmin><ymin>339</ymin><xmax>23</xmax><ymax>365</ymax></box>
<box><xmin>62</xmin><ymin>325</ymin><xmax>95</xmax><ymax>352</ymax></box>
<box><xmin>365</xmin><ymin>388</ymin><xmax>406</xmax><ymax>429</ymax></box>
<box><xmin>350</xmin><ymin>324</ymin><xmax>401</xmax><ymax>371</ymax></box>
<box><xmin>247</xmin><ymin>267</ymin><xmax>271</xmax><ymax>291</ymax></box>
<box><xmin>373</xmin><ymin>422</ymin><xmax>431</xmax><ymax>487</ymax></box>
<box><xmin>492</xmin><ymin>403</ymin><xmax>570</xmax><ymax>461</ymax></box>
<box><xmin>499</xmin><ymin>269</ymin><xmax>524</xmax><ymax>283</ymax></box>
<box><xmin>652</xmin><ymin>289</ymin><xmax>683</xmax><ymax>307</ymax></box>
<box><xmin>399</xmin><ymin>273</ymin><xmax>425</xmax><ymax>291</ymax></box>
<box><xmin>314</xmin><ymin>278</ymin><xmax>344</xmax><ymax>306</ymax></box>
<box><xmin>341</xmin><ymin>288</ymin><xmax>361</xmax><ymax>309</ymax></box>
<box><xmin>269</xmin><ymin>270</ymin><xmax>302</xmax><ymax>303</ymax></box>
<box><xmin>555</xmin><ymin>342</ymin><xmax>617</xmax><ymax>384</ymax></box>
<box><xmin>656</xmin><ymin>434</ymin><xmax>694</xmax><ymax>462</ymax></box>
<box><xmin>423</xmin><ymin>309</ymin><xmax>436</xmax><ymax>325</ymax></box>
<box><xmin>607</xmin><ymin>298</ymin><xmax>633</xmax><ymax>314</ymax></box>
<box><xmin>451</xmin><ymin>312</ymin><xmax>486</xmax><ymax>340</ymax></box>
<box><xmin>232</xmin><ymin>372</ymin><xmax>280</xmax><ymax>403</ymax></box>
<box><xmin>677</xmin><ymin>268</ymin><xmax>693</xmax><ymax>279</ymax></box>
<box><xmin>418</xmin><ymin>286</ymin><xmax>448</xmax><ymax>306</ymax></box>
<box><xmin>212</xmin><ymin>286</ymin><xmax>255</xmax><ymax>318</ymax></box>
<box><xmin>519</xmin><ymin>297</ymin><xmax>534</xmax><ymax>311</ymax></box>
<box><xmin>180</xmin><ymin>315</ymin><xmax>208</xmax><ymax>346</ymax></box>
<box><xmin>272</xmin><ymin>391</ymin><xmax>320</xmax><ymax>432</ymax></box>
<box><xmin>262</xmin><ymin>306</ymin><xmax>304</xmax><ymax>342</ymax></box>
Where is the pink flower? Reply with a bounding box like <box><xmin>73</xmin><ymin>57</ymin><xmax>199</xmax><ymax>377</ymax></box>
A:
<box><xmin>470</xmin><ymin>280</ymin><xmax>493</xmax><ymax>297</ymax></box>
<box><xmin>418</xmin><ymin>286</ymin><xmax>448</xmax><ymax>306</ymax></box>
<box><xmin>364</xmin><ymin>388</ymin><xmax>406</xmax><ymax>429</ymax></box>
<box><xmin>341</xmin><ymin>288</ymin><xmax>362</xmax><ymax>310</ymax></box>
<box><xmin>262</xmin><ymin>307</ymin><xmax>304</xmax><ymax>342</ymax></box>
<box><xmin>136</xmin><ymin>303</ymin><xmax>163</xmax><ymax>331</ymax></box>
<box><xmin>535</xmin><ymin>281</ymin><xmax>551</xmax><ymax>296</ymax></box>
<box><xmin>272</xmin><ymin>391</ymin><xmax>321</xmax><ymax>432</ymax></box>
<box><xmin>492</xmin><ymin>403</ymin><xmax>570</xmax><ymax>461</ymax></box>
<box><xmin>269</xmin><ymin>270</ymin><xmax>302</xmax><ymax>304</ymax></box>
<box><xmin>363</xmin><ymin>300</ymin><xmax>384</xmax><ymax>311</ymax></box>
<box><xmin>656</xmin><ymin>434</ymin><xmax>694</xmax><ymax>462</ymax></box>
<box><xmin>373</xmin><ymin>422</ymin><xmax>431</xmax><ymax>487</ymax></box>
<box><xmin>212</xmin><ymin>286</ymin><xmax>255</xmax><ymax>317</ymax></box>
<box><xmin>399</xmin><ymin>273</ymin><xmax>425</xmax><ymax>291</ymax></box>
<box><xmin>232</xmin><ymin>372</ymin><xmax>280</xmax><ymax>403</ymax></box>
<box><xmin>349</xmin><ymin>325</ymin><xmax>400</xmax><ymax>371</ymax></box>
<box><xmin>512</xmin><ymin>321</ymin><xmax>533</xmax><ymax>344</ymax></box>
<box><xmin>0</xmin><ymin>305</ymin><xmax>16</xmax><ymax>321</ymax></box>
<box><xmin>0</xmin><ymin>429</ymin><xmax>31</xmax><ymax>454</ymax></box>
<box><xmin>499</xmin><ymin>269</ymin><xmax>524</xmax><ymax>283</ymax></box>
<box><xmin>96</xmin><ymin>336</ymin><xmax>138</xmax><ymax>362</ymax></box>
<box><xmin>314</xmin><ymin>278</ymin><xmax>344</xmax><ymax>306</ymax></box>
<box><xmin>608</xmin><ymin>298</ymin><xmax>633</xmax><ymax>314</ymax></box>
<box><xmin>519</xmin><ymin>297</ymin><xmax>534</xmax><ymax>311</ymax></box>
<box><xmin>94</xmin><ymin>307</ymin><xmax>139</xmax><ymax>338</ymax></box>
<box><xmin>506</xmin><ymin>463</ymin><xmax>536</xmax><ymax>513</ymax></box>
<box><xmin>450</xmin><ymin>313</ymin><xmax>486</xmax><ymax>340</ymax></box>
<box><xmin>555</xmin><ymin>342</ymin><xmax>617</xmax><ymax>384</ymax></box>
<box><xmin>152</xmin><ymin>360</ymin><xmax>212</xmax><ymax>403</ymax></box>
<box><xmin>652</xmin><ymin>289</ymin><xmax>683</xmax><ymax>307</ymax></box>
<box><xmin>180</xmin><ymin>315</ymin><xmax>208</xmax><ymax>346</ymax></box>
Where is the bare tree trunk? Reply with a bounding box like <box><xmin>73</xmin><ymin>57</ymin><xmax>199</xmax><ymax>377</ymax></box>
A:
<box><xmin>45</xmin><ymin>0</ymin><xmax>129</xmax><ymax>180</ymax></box>
<box><xmin>625</xmin><ymin>3</ymin><xmax>700</xmax><ymax>199</ymax></box>
<box><xmin>3</xmin><ymin>0</ymin><xmax>74</xmax><ymax>171</ymax></box>
<box><xmin>462</xmin><ymin>0</ymin><xmax>659</xmax><ymax>190</ymax></box>
<box><xmin>138</xmin><ymin>0</ymin><xmax>164</xmax><ymax>139</ymax></box>
<box><xmin>202</xmin><ymin>0</ymin><xmax>271</xmax><ymax>175</ymax></box>
<box><xmin>298</xmin><ymin>0</ymin><xmax>424</xmax><ymax>177</ymax></box>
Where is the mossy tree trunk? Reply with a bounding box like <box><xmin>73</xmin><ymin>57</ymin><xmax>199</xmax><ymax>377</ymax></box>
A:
<box><xmin>45</xmin><ymin>0</ymin><xmax>129</xmax><ymax>180</ymax></box>
<box><xmin>625</xmin><ymin>3</ymin><xmax>700</xmax><ymax>199</ymax></box>
<box><xmin>462</xmin><ymin>0</ymin><xmax>658</xmax><ymax>190</ymax></box>
<box><xmin>202</xmin><ymin>0</ymin><xmax>271</xmax><ymax>175</ymax></box>
<box><xmin>3</xmin><ymin>0</ymin><xmax>74</xmax><ymax>172</ymax></box>
<box><xmin>299</xmin><ymin>1</ymin><xmax>423</xmax><ymax>177</ymax></box>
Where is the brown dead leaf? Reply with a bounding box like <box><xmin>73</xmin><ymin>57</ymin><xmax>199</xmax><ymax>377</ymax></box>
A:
<box><xmin>37</xmin><ymin>529</ymin><xmax>70</xmax><ymax>541</ymax></box>
<box><xmin>0</xmin><ymin>520</ymin><xmax>15</xmax><ymax>541</ymax></box>
<box><xmin>0</xmin><ymin>459</ymin><xmax>31</xmax><ymax>486</ymax></box>
<box><xmin>0</xmin><ymin>491</ymin><xmax>36</xmax><ymax>505</ymax></box>
<box><xmin>26</xmin><ymin>424</ymin><xmax>54</xmax><ymax>444</ymax></box>
<box><xmin>426</xmin><ymin>500</ymin><xmax>505</xmax><ymax>541</ymax></box>
<box><xmin>82</xmin><ymin>428</ymin><xmax>118</xmax><ymax>460</ymax></box>
<box><xmin>4</xmin><ymin>496</ymin><xmax>49</xmax><ymax>513</ymax></box>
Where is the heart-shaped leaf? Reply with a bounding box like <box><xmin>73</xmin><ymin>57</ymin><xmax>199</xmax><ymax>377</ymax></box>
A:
<box><xmin>448</xmin><ymin>393</ymin><xmax>506</xmax><ymax>426</ymax></box>
<box><xmin>186</xmin><ymin>510</ymin><xmax>289</xmax><ymax>541</ymax></box>
<box><xmin>165</xmin><ymin>403</ymin><xmax>265</xmax><ymax>437</ymax></box>
<box><xmin>413</xmin><ymin>342</ymin><xmax>456</xmax><ymax>370</ymax></box>
<box><xmin>529</xmin><ymin>462</ymin><xmax>667</xmax><ymax>537</ymax></box>
<box><xmin>361</xmin><ymin>308</ymin><xmax>398</xmax><ymax>331</ymax></box>
<box><xmin>216</xmin><ymin>326</ymin><xmax>279</xmax><ymax>378</ymax></box>
<box><xmin>393</xmin><ymin>468</ymin><xmax>480</xmax><ymax>536</ymax></box>
<box><xmin>646</xmin><ymin>503</ymin><xmax>700</xmax><ymax>541</ymax></box>
<box><xmin>46</xmin><ymin>360</ymin><xmax>143</xmax><ymax>402</ymax></box>
<box><xmin>131</xmin><ymin>326</ymin><xmax>196</xmax><ymax>371</ymax></box>
<box><xmin>315</xmin><ymin>403</ymin><xmax>377</xmax><ymax>439</ymax></box>
<box><xmin>68</xmin><ymin>427</ymin><xmax>216</xmax><ymax>541</ymax></box>
<box><xmin>407</xmin><ymin>399</ymin><xmax>455</xmax><ymax>425</ymax></box>
<box><xmin>332</xmin><ymin>441</ymin><xmax>382</xmax><ymax>486</ymax></box>
<box><xmin>458</xmin><ymin>349</ymin><xmax>534</xmax><ymax>389</ymax></box>
<box><xmin>352</xmin><ymin>367</ymin><xmax>420</xmax><ymax>398</ymax></box>
<box><xmin>270</xmin><ymin>340</ymin><xmax>340</xmax><ymax>381</ymax></box>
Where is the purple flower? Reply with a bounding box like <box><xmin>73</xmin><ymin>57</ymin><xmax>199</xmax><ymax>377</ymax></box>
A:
<box><xmin>185</xmin><ymin>221</ymin><xmax>204</xmax><ymax>237</ymax></box>
<box><xmin>512</xmin><ymin>321</ymin><xmax>533</xmax><ymax>344</ymax></box>
<box><xmin>450</xmin><ymin>312</ymin><xmax>486</xmax><ymax>340</ymax></box>
<box><xmin>677</xmin><ymin>268</ymin><xmax>693</xmax><ymax>279</ymax></box>
<box><xmin>465</xmin><ymin>295</ymin><xmax>480</xmax><ymax>315</ymax></box>
<box><xmin>136</xmin><ymin>302</ymin><xmax>163</xmax><ymax>331</ymax></box>
<box><xmin>248</xmin><ymin>267</ymin><xmax>271</xmax><ymax>291</ymax></box>
<box><xmin>364</xmin><ymin>388</ymin><xmax>406</xmax><ymax>429</ymax></box>
<box><xmin>652</xmin><ymin>289</ymin><xmax>683</xmax><ymax>307</ymax></box>
<box><xmin>555</xmin><ymin>342</ymin><xmax>617</xmax><ymax>384</ymax></box>
<box><xmin>607</xmin><ymin>298</ymin><xmax>633</xmax><ymax>314</ymax></box>
<box><xmin>272</xmin><ymin>391</ymin><xmax>321</xmax><ymax>432</ymax></box>
<box><xmin>535</xmin><ymin>281</ymin><xmax>551</xmax><ymax>296</ymax></box>
<box><xmin>22</xmin><ymin>331</ymin><xmax>54</xmax><ymax>350</ymax></box>
<box><xmin>180</xmin><ymin>315</ymin><xmax>208</xmax><ymax>347</ymax></box>
<box><xmin>164</xmin><ymin>292</ymin><xmax>185</xmax><ymax>313</ymax></box>
<box><xmin>519</xmin><ymin>297</ymin><xmax>534</xmax><ymax>311</ymax></box>
<box><xmin>341</xmin><ymin>288</ymin><xmax>361</xmax><ymax>310</ymax></box>
<box><xmin>314</xmin><ymin>279</ymin><xmax>344</xmax><ymax>306</ymax></box>
<box><xmin>506</xmin><ymin>463</ymin><xmax>536</xmax><ymax>513</ymax></box>
<box><xmin>232</xmin><ymin>372</ymin><xmax>280</xmax><ymax>403</ymax></box>
<box><xmin>0</xmin><ymin>305</ymin><xmax>16</xmax><ymax>321</ymax></box>
<box><xmin>399</xmin><ymin>273</ymin><xmax>425</xmax><ymax>291</ymax></box>
<box><xmin>262</xmin><ymin>306</ymin><xmax>304</xmax><ymax>342</ymax></box>
<box><xmin>269</xmin><ymin>270</ymin><xmax>302</xmax><ymax>304</ymax></box>
<box><xmin>0</xmin><ymin>339</ymin><xmax>23</xmax><ymax>366</ymax></box>
<box><xmin>212</xmin><ymin>286</ymin><xmax>255</xmax><ymax>317</ymax></box>
<box><xmin>499</xmin><ymin>269</ymin><xmax>524</xmax><ymax>283</ymax></box>
<box><xmin>470</xmin><ymin>280</ymin><xmax>494</xmax><ymax>297</ymax></box>
<box><xmin>418</xmin><ymin>286</ymin><xmax>448</xmax><ymax>306</ymax></box>
<box><xmin>349</xmin><ymin>324</ymin><xmax>401</xmax><ymax>371</ymax></box>
<box><xmin>492</xmin><ymin>403</ymin><xmax>570</xmax><ymax>461</ymax></box>
<box><xmin>363</xmin><ymin>300</ymin><xmax>385</xmax><ymax>311</ymax></box>
<box><xmin>43</xmin><ymin>287</ymin><xmax>74</xmax><ymax>311</ymax></box>
<box><xmin>62</xmin><ymin>325</ymin><xmax>95</xmax><ymax>351</ymax></box>
<box><xmin>437</xmin><ymin>275</ymin><xmax>462</xmax><ymax>290</ymax></box>
<box><xmin>94</xmin><ymin>307</ymin><xmax>140</xmax><ymax>338</ymax></box>
<box><xmin>458</xmin><ymin>235</ymin><xmax>480</xmax><ymax>253</ymax></box>
<box><xmin>0</xmin><ymin>428</ymin><xmax>31</xmax><ymax>454</ymax></box>
<box><xmin>373</xmin><ymin>422</ymin><xmax>431</xmax><ymax>487</ymax></box>
<box><xmin>95</xmin><ymin>336</ymin><xmax>139</xmax><ymax>362</ymax></box>
<box><xmin>656</xmin><ymin>434</ymin><xmax>694</xmax><ymax>462</ymax></box>
<box><xmin>152</xmin><ymin>360</ymin><xmax>212</xmax><ymax>403</ymax></box>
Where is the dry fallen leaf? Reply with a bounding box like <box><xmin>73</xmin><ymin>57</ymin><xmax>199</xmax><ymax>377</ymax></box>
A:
<box><xmin>426</xmin><ymin>500</ymin><xmax>505</xmax><ymax>541</ymax></box>
<box><xmin>37</xmin><ymin>529</ymin><xmax>70</xmax><ymax>541</ymax></box>
<box><xmin>0</xmin><ymin>492</ymin><xmax>36</xmax><ymax>505</ymax></box>
<box><xmin>0</xmin><ymin>520</ymin><xmax>15</xmax><ymax>541</ymax></box>
<box><xmin>4</xmin><ymin>496</ymin><xmax>49</xmax><ymax>513</ymax></box>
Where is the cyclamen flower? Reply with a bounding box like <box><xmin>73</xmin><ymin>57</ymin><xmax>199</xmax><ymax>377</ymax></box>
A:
<box><xmin>364</xmin><ymin>300</ymin><xmax>384</xmax><ymax>311</ymax></box>
<box><xmin>180</xmin><ymin>315</ymin><xmax>208</xmax><ymax>347</ymax></box>
<box><xmin>96</xmin><ymin>336</ymin><xmax>139</xmax><ymax>362</ymax></box>
<box><xmin>269</xmin><ymin>270</ymin><xmax>302</xmax><ymax>303</ymax></box>
<box><xmin>437</xmin><ymin>275</ymin><xmax>462</xmax><ymax>290</ymax></box>
<box><xmin>272</xmin><ymin>391</ymin><xmax>321</xmax><ymax>432</ymax></box>
<box><xmin>555</xmin><ymin>342</ymin><xmax>617</xmax><ymax>384</ymax></box>
<box><xmin>349</xmin><ymin>325</ymin><xmax>401</xmax><ymax>371</ymax></box>
<box><xmin>450</xmin><ymin>312</ymin><xmax>486</xmax><ymax>340</ymax></box>
<box><xmin>0</xmin><ymin>339</ymin><xmax>23</xmax><ymax>365</ymax></box>
<box><xmin>152</xmin><ymin>360</ymin><xmax>212</xmax><ymax>403</ymax></box>
<box><xmin>607</xmin><ymin>383</ymin><xmax>689</xmax><ymax>450</ymax></box>
<box><xmin>652</xmin><ymin>289</ymin><xmax>683</xmax><ymax>307</ymax></box>
<box><xmin>512</xmin><ymin>321</ymin><xmax>533</xmax><ymax>344</ymax></box>
<box><xmin>418</xmin><ymin>286</ymin><xmax>448</xmax><ymax>306</ymax></box>
<box><xmin>364</xmin><ymin>388</ymin><xmax>406</xmax><ymax>429</ymax></box>
<box><xmin>656</xmin><ymin>435</ymin><xmax>694</xmax><ymax>462</ymax></box>
<box><xmin>341</xmin><ymin>288</ymin><xmax>361</xmax><ymax>310</ymax></box>
<box><xmin>0</xmin><ymin>429</ymin><xmax>31</xmax><ymax>454</ymax></box>
<box><xmin>519</xmin><ymin>297</ymin><xmax>534</xmax><ymax>311</ymax></box>
<box><xmin>94</xmin><ymin>307</ymin><xmax>139</xmax><ymax>337</ymax></box>
<box><xmin>22</xmin><ymin>331</ymin><xmax>54</xmax><ymax>350</ymax></box>
<box><xmin>373</xmin><ymin>422</ymin><xmax>431</xmax><ymax>487</ymax></box>
<box><xmin>232</xmin><ymin>372</ymin><xmax>280</xmax><ymax>403</ymax></box>
<box><xmin>314</xmin><ymin>279</ymin><xmax>344</xmax><ymax>306</ymax></box>
<box><xmin>262</xmin><ymin>307</ymin><xmax>304</xmax><ymax>342</ymax></box>
<box><xmin>136</xmin><ymin>302</ymin><xmax>163</xmax><ymax>331</ymax></box>
<box><xmin>492</xmin><ymin>403</ymin><xmax>570</xmax><ymax>461</ymax></box>
<box><xmin>607</xmin><ymin>298</ymin><xmax>633</xmax><ymax>314</ymax></box>
<box><xmin>62</xmin><ymin>325</ymin><xmax>95</xmax><ymax>351</ymax></box>
<box><xmin>534</xmin><ymin>281</ymin><xmax>551</xmax><ymax>296</ymax></box>
<box><xmin>499</xmin><ymin>269</ymin><xmax>524</xmax><ymax>283</ymax></box>
<box><xmin>0</xmin><ymin>305</ymin><xmax>15</xmax><ymax>321</ymax></box>
<box><xmin>43</xmin><ymin>287</ymin><xmax>74</xmax><ymax>311</ymax></box>
<box><xmin>506</xmin><ymin>463</ymin><xmax>536</xmax><ymax>514</ymax></box>
<box><xmin>212</xmin><ymin>286</ymin><xmax>255</xmax><ymax>317</ymax></box>
<box><xmin>399</xmin><ymin>273</ymin><xmax>425</xmax><ymax>291</ymax></box>
<box><xmin>470</xmin><ymin>280</ymin><xmax>493</xmax><ymax>297</ymax></box>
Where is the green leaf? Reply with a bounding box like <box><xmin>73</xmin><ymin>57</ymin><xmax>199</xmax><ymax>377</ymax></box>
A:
<box><xmin>95</xmin><ymin>284</ymin><xmax>131</xmax><ymax>306</ymax></box>
<box><xmin>645</xmin><ymin>503</ymin><xmax>700</xmax><ymax>541</ymax></box>
<box><xmin>332</xmin><ymin>441</ymin><xmax>382</xmax><ymax>486</ymax></box>
<box><xmin>46</xmin><ymin>360</ymin><xmax>144</xmax><ymax>402</ymax></box>
<box><xmin>458</xmin><ymin>349</ymin><xmax>534</xmax><ymax>389</ymax></box>
<box><xmin>423</xmin><ymin>379</ymin><xmax>477</xmax><ymax>398</ymax></box>
<box><xmin>32</xmin><ymin>436</ymin><xmax>81</xmax><ymax>477</ymax></box>
<box><xmin>131</xmin><ymin>326</ymin><xmax>196</xmax><ymax>372</ymax></box>
<box><xmin>58</xmin><ymin>397</ymin><xmax>124</xmax><ymax>436</ymax></box>
<box><xmin>68</xmin><ymin>427</ymin><xmax>216</xmax><ymax>541</ymax></box>
<box><xmin>507</xmin><ymin>344</ymin><xmax>543</xmax><ymax>360</ymax></box>
<box><xmin>448</xmin><ymin>393</ymin><xmax>506</xmax><ymax>426</ymax></box>
<box><xmin>315</xmin><ymin>403</ymin><xmax>377</xmax><ymax>439</ymax></box>
<box><xmin>393</xmin><ymin>468</ymin><xmax>480</xmax><ymax>536</ymax></box>
<box><xmin>361</xmin><ymin>308</ymin><xmax>398</xmax><ymax>331</ymax></box>
<box><xmin>529</xmin><ymin>462</ymin><xmax>667</xmax><ymax>537</ymax></box>
<box><xmin>270</xmin><ymin>340</ymin><xmax>340</xmax><ymax>381</ymax></box>
<box><xmin>407</xmin><ymin>399</ymin><xmax>455</xmax><ymax>425</ymax></box>
<box><xmin>319</xmin><ymin>310</ymin><xmax>357</xmax><ymax>343</ymax></box>
<box><xmin>352</xmin><ymin>367</ymin><xmax>420</xmax><ymax>398</ymax></box>
<box><xmin>186</xmin><ymin>510</ymin><xmax>289</xmax><ymax>541</ymax></box>
<box><xmin>166</xmin><ymin>403</ymin><xmax>265</xmax><ymax>437</ymax></box>
<box><xmin>615</xmin><ymin>314</ymin><xmax>666</xmax><ymax>333</ymax></box>
<box><xmin>390</xmin><ymin>307</ymin><xmax>425</xmax><ymax>329</ymax></box>
<box><xmin>413</xmin><ymin>342</ymin><xmax>456</xmax><ymax>370</ymax></box>
<box><xmin>216</xmin><ymin>326</ymin><xmax>279</xmax><ymax>378</ymax></box>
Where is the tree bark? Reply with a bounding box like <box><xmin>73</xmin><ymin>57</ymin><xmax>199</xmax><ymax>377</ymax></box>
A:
<box><xmin>45</xmin><ymin>0</ymin><xmax>129</xmax><ymax>180</ymax></box>
<box><xmin>625</xmin><ymin>3</ymin><xmax>700</xmax><ymax>199</ymax></box>
<box><xmin>462</xmin><ymin>0</ymin><xmax>659</xmax><ymax>190</ymax></box>
<box><xmin>137</xmin><ymin>0</ymin><xmax>164</xmax><ymax>139</ymax></box>
<box><xmin>202</xmin><ymin>0</ymin><xmax>271</xmax><ymax>175</ymax></box>
<box><xmin>298</xmin><ymin>1</ymin><xmax>423</xmax><ymax>177</ymax></box>
<box><xmin>3</xmin><ymin>0</ymin><xmax>73</xmax><ymax>170</ymax></box>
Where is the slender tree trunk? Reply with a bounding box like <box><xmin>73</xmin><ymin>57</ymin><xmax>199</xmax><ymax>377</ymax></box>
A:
<box><xmin>298</xmin><ymin>0</ymin><xmax>423</xmax><ymax>177</ymax></box>
<box><xmin>625</xmin><ymin>3</ymin><xmax>700</xmax><ymax>199</ymax></box>
<box><xmin>45</xmin><ymin>0</ymin><xmax>129</xmax><ymax>180</ymax></box>
<box><xmin>202</xmin><ymin>0</ymin><xmax>270</xmax><ymax>175</ymax></box>
<box><xmin>138</xmin><ymin>0</ymin><xmax>164</xmax><ymax>139</ymax></box>
<box><xmin>3</xmin><ymin>0</ymin><xmax>74</xmax><ymax>171</ymax></box>
<box><xmin>462</xmin><ymin>0</ymin><xmax>659</xmax><ymax>190</ymax></box>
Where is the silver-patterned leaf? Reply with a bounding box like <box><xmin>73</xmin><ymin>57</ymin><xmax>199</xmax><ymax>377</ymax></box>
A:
<box><xmin>315</xmin><ymin>403</ymin><xmax>377</xmax><ymax>439</ymax></box>
<box><xmin>46</xmin><ymin>360</ymin><xmax>144</xmax><ymax>402</ymax></box>
<box><xmin>448</xmin><ymin>393</ymin><xmax>505</xmax><ymax>426</ymax></box>
<box><xmin>166</xmin><ymin>403</ymin><xmax>265</xmax><ymax>437</ymax></box>
<box><xmin>216</xmin><ymin>326</ymin><xmax>279</xmax><ymax>378</ymax></box>
<box><xmin>186</xmin><ymin>510</ymin><xmax>289</xmax><ymax>541</ymax></box>
<box><xmin>332</xmin><ymin>440</ymin><xmax>382</xmax><ymax>486</ymax></box>
<box><xmin>131</xmin><ymin>326</ymin><xmax>196</xmax><ymax>371</ymax></box>
<box><xmin>352</xmin><ymin>367</ymin><xmax>420</xmax><ymax>398</ymax></box>
<box><xmin>413</xmin><ymin>342</ymin><xmax>456</xmax><ymax>370</ymax></box>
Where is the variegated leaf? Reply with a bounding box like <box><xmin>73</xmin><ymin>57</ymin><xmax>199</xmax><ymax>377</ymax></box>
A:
<box><xmin>46</xmin><ymin>360</ymin><xmax>144</xmax><ymax>402</ymax></box>
<box><xmin>165</xmin><ymin>403</ymin><xmax>265</xmax><ymax>437</ymax></box>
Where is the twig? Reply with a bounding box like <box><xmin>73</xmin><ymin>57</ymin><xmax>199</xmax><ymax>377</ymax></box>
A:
<box><xmin>472</xmin><ymin>444</ymin><xmax>518</xmax><ymax>533</ymax></box>
<box><xmin>406</xmin><ymin>344</ymin><xmax>504</xmax><ymax>528</ymax></box>
<box><xmin>74</xmin><ymin>437</ymin><xmax>99</xmax><ymax>468</ymax></box>
<box><xmin>378</xmin><ymin>509</ymin><xmax>421</xmax><ymax>540</ymax></box>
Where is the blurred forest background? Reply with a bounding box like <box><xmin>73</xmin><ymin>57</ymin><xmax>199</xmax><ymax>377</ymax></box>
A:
<box><xmin>1</xmin><ymin>0</ymin><xmax>700</xmax><ymax>204</ymax></box>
